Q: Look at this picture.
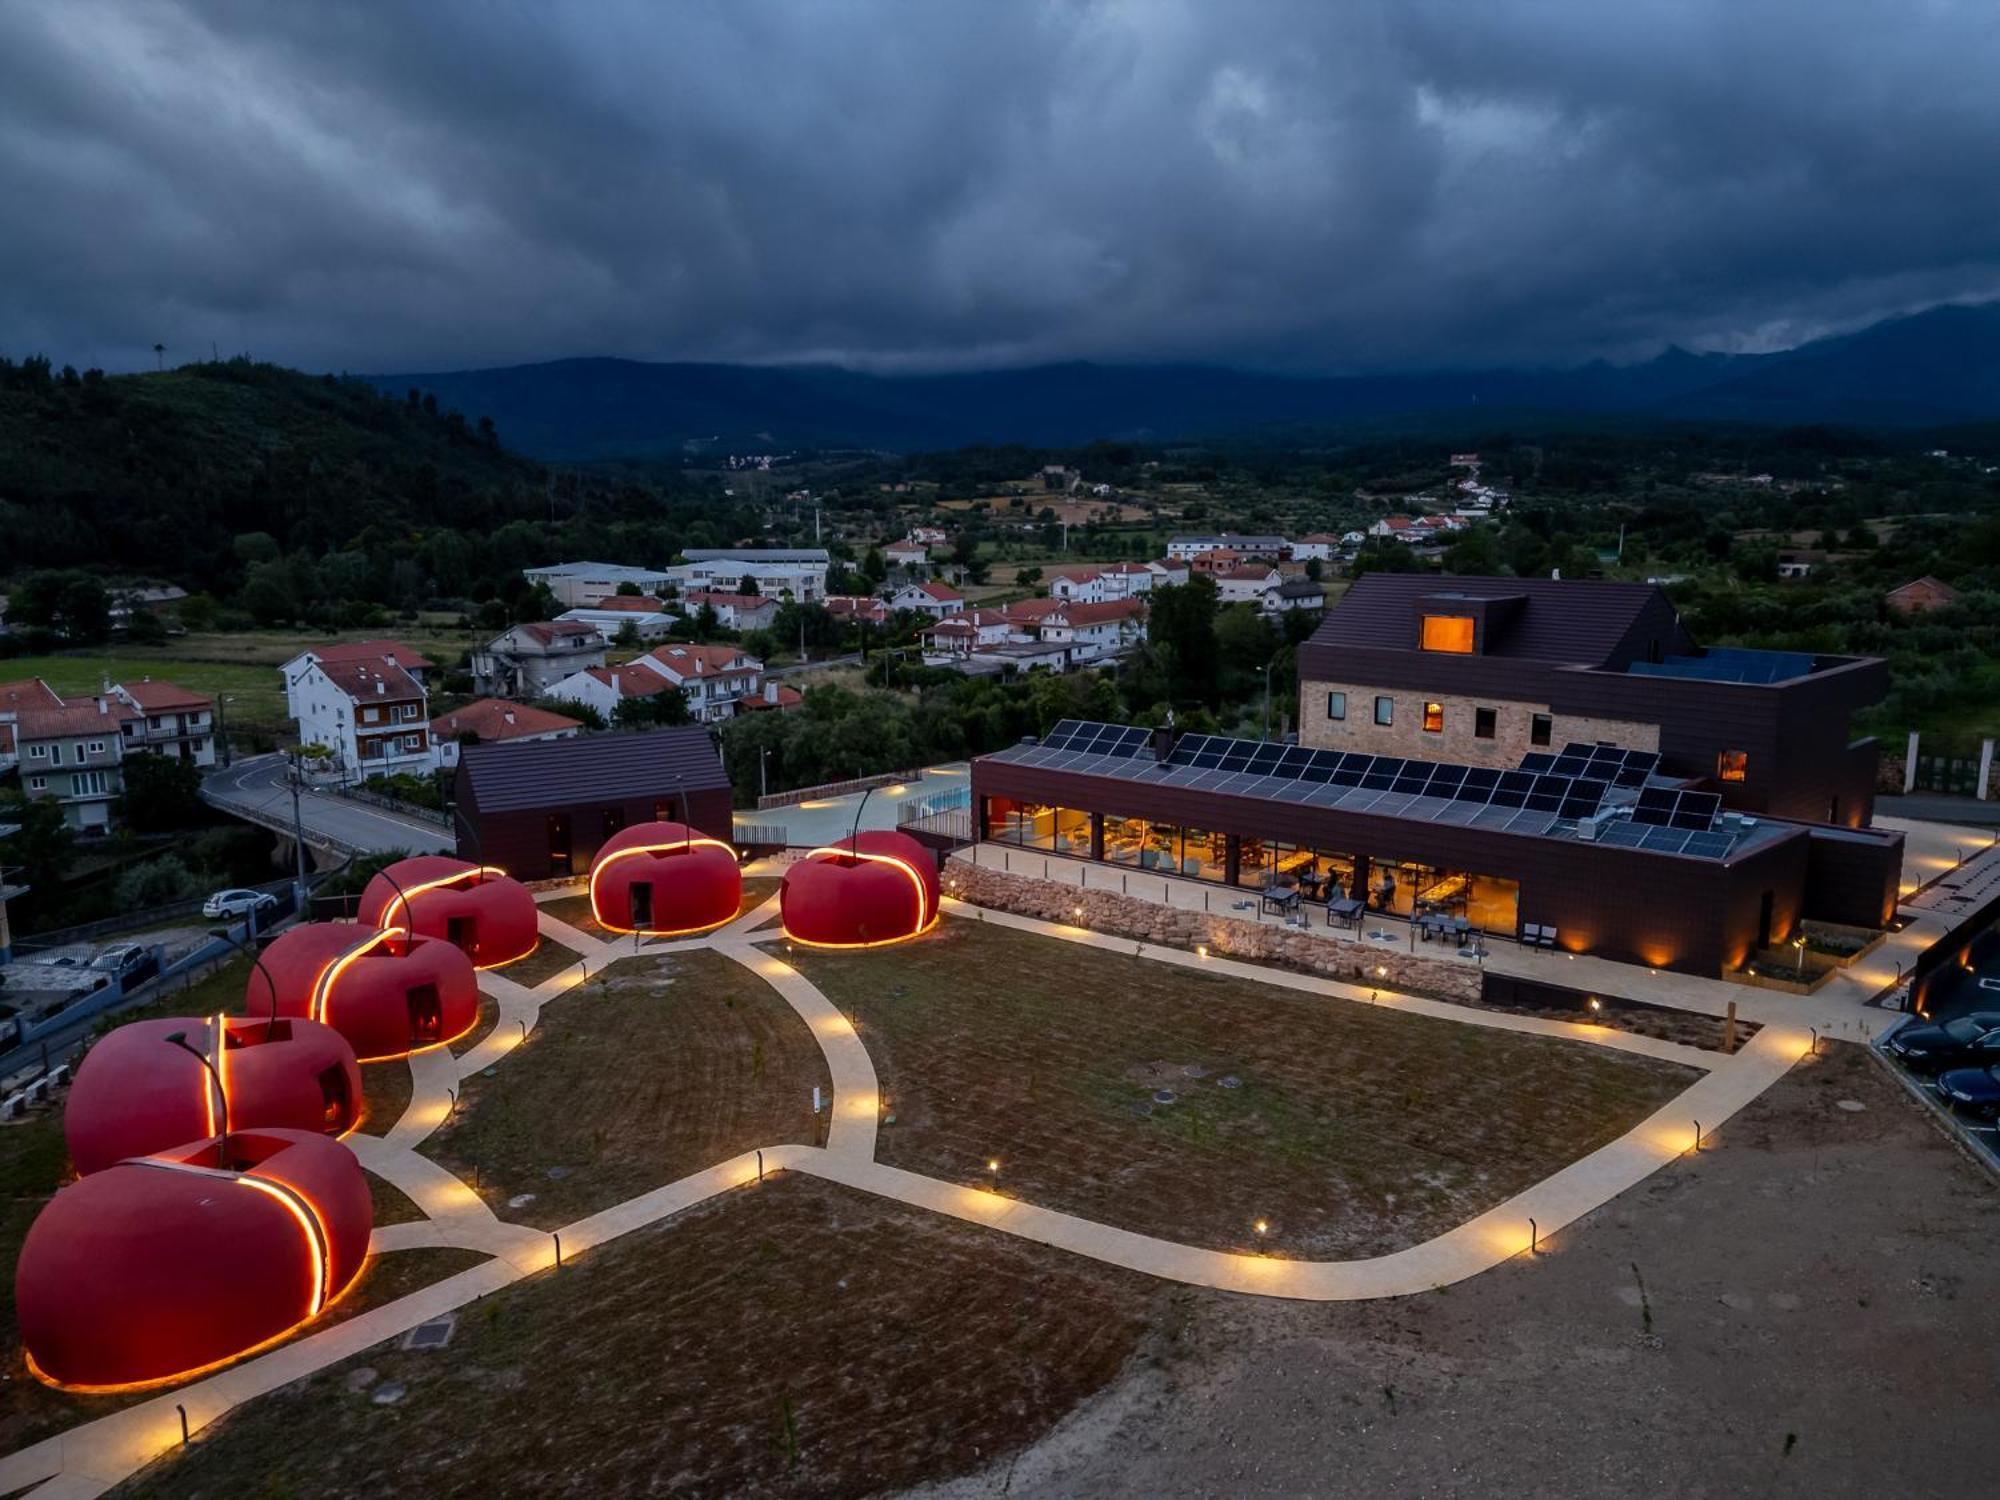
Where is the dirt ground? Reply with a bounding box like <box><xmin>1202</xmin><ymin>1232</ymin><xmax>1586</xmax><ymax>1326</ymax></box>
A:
<box><xmin>790</xmin><ymin>920</ymin><xmax>1695</xmax><ymax>1258</ymax></box>
<box><xmin>449</xmin><ymin>993</ymin><xmax>500</xmax><ymax>1058</ymax></box>
<box><xmin>914</xmin><ymin>1046</ymin><xmax>2000</xmax><ymax>1499</ymax></box>
<box><xmin>423</xmin><ymin>949</ymin><xmax>829</xmax><ymax>1229</ymax></box>
<box><xmin>111</xmin><ymin>1176</ymin><xmax>1160</xmax><ymax>1500</ymax></box>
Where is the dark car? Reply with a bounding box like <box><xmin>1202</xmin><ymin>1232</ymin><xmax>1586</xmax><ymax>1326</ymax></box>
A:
<box><xmin>1936</xmin><ymin>1064</ymin><xmax>2000</xmax><ymax>1120</ymax></box>
<box><xmin>1883</xmin><ymin>1012</ymin><xmax>2000</xmax><ymax>1074</ymax></box>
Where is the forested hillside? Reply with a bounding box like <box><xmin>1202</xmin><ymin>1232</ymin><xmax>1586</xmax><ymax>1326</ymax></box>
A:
<box><xmin>0</xmin><ymin>356</ymin><xmax>752</xmax><ymax>620</ymax></box>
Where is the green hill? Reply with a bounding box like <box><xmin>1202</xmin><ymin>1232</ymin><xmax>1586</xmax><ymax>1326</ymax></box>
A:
<box><xmin>0</xmin><ymin>356</ymin><xmax>548</xmax><ymax>591</ymax></box>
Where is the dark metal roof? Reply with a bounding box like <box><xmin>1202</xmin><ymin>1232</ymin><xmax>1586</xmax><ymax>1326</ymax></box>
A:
<box><xmin>1309</xmin><ymin>574</ymin><xmax>1682</xmax><ymax>666</ymax></box>
<box><xmin>459</xmin><ymin>727</ymin><xmax>729</xmax><ymax>812</ymax></box>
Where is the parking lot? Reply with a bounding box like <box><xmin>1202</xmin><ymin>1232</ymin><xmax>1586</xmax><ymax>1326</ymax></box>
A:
<box><xmin>1876</xmin><ymin>942</ymin><xmax>2000</xmax><ymax>1170</ymax></box>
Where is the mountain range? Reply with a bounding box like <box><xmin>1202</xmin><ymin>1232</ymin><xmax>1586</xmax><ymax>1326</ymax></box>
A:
<box><xmin>379</xmin><ymin>302</ymin><xmax>2000</xmax><ymax>460</ymax></box>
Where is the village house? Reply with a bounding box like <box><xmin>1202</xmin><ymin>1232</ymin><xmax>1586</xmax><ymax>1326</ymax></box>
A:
<box><xmin>680</xmin><ymin>591</ymin><xmax>780</xmax><ymax>633</ymax></box>
<box><xmin>429</xmin><ymin>698</ymin><xmax>582</xmax><ymax>770</ymax></box>
<box><xmin>886</xmin><ymin>580</ymin><xmax>966</xmax><ymax>619</ymax></box>
<box><xmin>282</xmin><ymin>640</ymin><xmax>437</xmax><ymax>781</ymax></box>
<box><xmin>1885</xmin><ymin>575</ymin><xmax>1960</xmax><ymax>616</ymax></box>
<box><xmin>109</xmin><ymin>677</ymin><xmax>218</xmax><ymax>768</ymax></box>
<box><xmin>12</xmin><ymin>693</ymin><xmax>134</xmax><ymax>833</ymax></box>
<box><xmin>470</xmin><ymin>621</ymin><xmax>608</xmax><ymax>699</ymax></box>
<box><xmin>1214</xmin><ymin>564</ymin><xmax>1283</xmax><ymax>606</ymax></box>
<box><xmin>554</xmin><ymin>595</ymin><xmax>678</xmax><ymax>642</ymax></box>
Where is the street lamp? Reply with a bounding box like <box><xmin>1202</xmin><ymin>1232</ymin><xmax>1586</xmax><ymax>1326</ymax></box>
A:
<box><xmin>164</xmin><ymin>1028</ymin><xmax>229</xmax><ymax>1168</ymax></box>
<box><xmin>212</xmin><ymin>923</ymin><xmax>285</xmax><ymax>1041</ymax></box>
<box><xmin>1793</xmin><ymin>931</ymin><xmax>1809</xmax><ymax>983</ymax></box>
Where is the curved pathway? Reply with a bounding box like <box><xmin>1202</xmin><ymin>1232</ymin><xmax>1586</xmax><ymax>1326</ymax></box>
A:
<box><xmin>2</xmin><ymin>876</ymin><xmax>1811</xmax><ymax>1498</ymax></box>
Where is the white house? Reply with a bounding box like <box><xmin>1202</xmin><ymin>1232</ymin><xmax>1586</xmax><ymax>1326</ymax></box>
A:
<box><xmin>1167</xmin><ymin>533</ymin><xmax>1288</xmax><ymax>561</ymax></box>
<box><xmin>1368</xmin><ymin>516</ymin><xmax>1419</xmax><ymax>542</ymax></box>
<box><xmin>919</xmin><ymin>609</ymin><xmax>1013</xmax><ymax>659</ymax></box>
<box><xmin>909</xmin><ymin>526</ymin><xmax>949</xmax><ymax>547</ymax></box>
<box><xmin>636</xmin><ymin>644</ymin><xmax>766</xmax><ymax>722</ymax></box>
<box><xmin>1051</xmin><ymin>563</ymin><xmax>1153</xmax><ymax>604</ymax></box>
<box><xmin>884</xmin><ymin>539</ymin><xmax>930</xmax><ymax>569</ymax></box>
<box><xmin>1288</xmin><ymin>534</ymin><xmax>1339</xmax><ymax>562</ymax></box>
<box><xmin>522</xmin><ymin>562</ymin><xmax>675</xmax><ymax>608</ymax></box>
<box><xmin>555</xmin><ymin>596</ymin><xmax>678</xmax><ymax>642</ymax></box>
<box><xmin>1146</xmin><ymin>558</ymin><xmax>1192</xmax><ymax>587</ymax></box>
<box><xmin>680</xmin><ymin>591</ymin><xmax>780</xmax><ymax>632</ymax></box>
<box><xmin>110</xmin><ymin>678</ymin><xmax>218</xmax><ymax>768</ymax></box>
<box><xmin>281</xmin><ymin>641</ymin><xmax>436</xmax><ymax>780</ymax></box>
<box><xmin>1214</xmin><ymin>565</ymin><xmax>1283</xmax><ymax>606</ymax></box>
<box><xmin>1340</xmin><ymin>530</ymin><xmax>1368</xmax><ymax>547</ymax></box>
<box><xmin>1035</xmin><ymin>599</ymin><xmax>1147</xmax><ymax>663</ymax></box>
<box><xmin>470</xmin><ymin>621</ymin><xmax>607</xmax><ymax>699</ymax></box>
<box><xmin>545</xmin><ymin>662</ymin><xmax>675</xmax><ymax>721</ymax></box>
<box><xmin>668</xmin><ymin>548</ymin><xmax>829</xmax><ymax>602</ymax></box>
<box><xmin>1264</xmin><ymin>578</ymin><xmax>1327</xmax><ymax>615</ymax></box>
<box><xmin>886</xmin><ymin>581</ymin><xmax>966</xmax><ymax>619</ymax></box>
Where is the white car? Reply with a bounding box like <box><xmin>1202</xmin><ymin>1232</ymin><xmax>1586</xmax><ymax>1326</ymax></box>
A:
<box><xmin>202</xmin><ymin>888</ymin><xmax>278</xmax><ymax>920</ymax></box>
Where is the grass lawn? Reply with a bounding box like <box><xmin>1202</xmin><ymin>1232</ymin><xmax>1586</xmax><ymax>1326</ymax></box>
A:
<box><xmin>788</xmin><ymin>919</ymin><xmax>1699</xmax><ymax>1259</ymax></box>
<box><xmin>492</xmin><ymin>939</ymin><xmax>580</xmax><ymax>990</ymax></box>
<box><xmin>422</xmin><ymin>950</ymin><xmax>829</xmax><ymax>1229</ymax></box>
<box><xmin>115</xmin><ymin>1175</ymin><xmax>1157</xmax><ymax>1499</ymax></box>
<box><xmin>540</xmin><ymin>877</ymin><xmax>780</xmax><ymax>943</ymax></box>
<box><xmin>356</xmin><ymin>1058</ymin><xmax>413</xmax><ymax>1138</ymax></box>
<box><xmin>4</xmin><ymin>627</ymin><xmax>486</xmax><ymax>741</ymax></box>
<box><xmin>368</xmin><ymin>1172</ymin><xmax>428</xmax><ymax>1227</ymax></box>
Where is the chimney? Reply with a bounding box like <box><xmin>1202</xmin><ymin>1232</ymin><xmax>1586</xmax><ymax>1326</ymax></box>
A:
<box><xmin>96</xmin><ymin>695</ymin><xmax>108</xmax><ymax>716</ymax></box>
<box><xmin>376</xmin><ymin>679</ymin><xmax>387</xmax><ymax>695</ymax></box>
<box><xmin>503</xmin><ymin>710</ymin><xmax>516</xmax><ymax>725</ymax></box>
<box><xmin>1152</xmin><ymin>722</ymin><xmax>1177</xmax><ymax>763</ymax></box>
<box><xmin>764</xmin><ymin>680</ymin><xmax>779</xmax><ymax>705</ymax></box>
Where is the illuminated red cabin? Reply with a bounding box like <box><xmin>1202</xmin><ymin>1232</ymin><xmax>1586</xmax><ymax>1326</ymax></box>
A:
<box><xmin>588</xmin><ymin>820</ymin><xmax>741</xmax><ymax>936</ymax></box>
<box><xmin>66</xmin><ymin>1016</ymin><xmax>361</xmax><ymax>1176</ymax></box>
<box><xmin>357</xmin><ymin>855</ymin><xmax>539</xmax><ymax>969</ymax></box>
<box><xmin>780</xmin><ymin>830</ymin><xmax>940</xmax><ymax>948</ymax></box>
<box><xmin>16</xmin><ymin>1128</ymin><xmax>372</xmax><ymax>1391</ymax></box>
<box><xmin>249</xmin><ymin>922</ymin><xmax>480</xmax><ymax>1062</ymax></box>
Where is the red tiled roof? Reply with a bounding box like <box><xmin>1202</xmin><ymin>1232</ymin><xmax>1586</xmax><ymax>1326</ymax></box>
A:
<box><xmin>584</xmin><ymin>664</ymin><xmax>673</xmax><ymax>699</ymax></box>
<box><xmin>1003</xmin><ymin>598</ymin><xmax>1062</xmax><ymax>622</ymax></box>
<box><xmin>1049</xmin><ymin>599</ymin><xmax>1144</xmax><ymax>626</ymax></box>
<box><xmin>16</xmin><ymin>699</ymin><xmax>137</xmax><ymax>739</ymax></box>
<box><xmin>431</xmin><ymin>698</ymin><xmax>580</xmax><ymax>741</ymax></box>
<box><xmin>311</xmin><ymin>639</ymin><xmax>434</xmax><ymax>670</ymax></box>
<box><xmin>518</xmin><ymin>621</ymin><xmax>602</xmax><ymax>645</ymax></box>
<box><xmin>924</xmin><ymin>618</ymin><xmax>976</xmax><ymax>636</ymax></box>
<box><xmin>585</xmin><ymin>595</ymin><xmax>669</xmax><ymax>613</ymax></box>
<box><xmin>736</xmin><ymin>684</ymin><xmax>805</xmax><ymax>712</ymax></box>
<box><xmin>0</xmin><ymin>678</ymin><xmax>65</xmax><ymax>714</ymax></box>
<box><xmin>912</xmin><ymin>581</ymin><xmax>963</xmax><ymax>601</ymax></box>
<box><xmin>115</xmin><ymin>677</ymin><xmax>211</xmax><ymax>713</ymax></box>
<box><xmin>642</xmin><ymin>644</ymin><xmax>760</xmax><ymax>682</ymax></box>
<box><xmin>685</xmin><ymin>591</ymin><xmax>773</xmax><ymax>611</ymax></box>
<box><xmin>317</xmin><ymin>657</ymin><xmax>425</xmax><ymax>704</ymax></box>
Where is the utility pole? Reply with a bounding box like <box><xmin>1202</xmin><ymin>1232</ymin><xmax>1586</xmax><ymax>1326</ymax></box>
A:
<box><xmin>287</xmin><ymin>755</ymin><xmax>309</xmax><ymax>900</ymax></box>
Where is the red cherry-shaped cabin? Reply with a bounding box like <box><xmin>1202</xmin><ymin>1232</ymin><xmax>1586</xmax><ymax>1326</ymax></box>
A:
<box><xmin>588</xmin><ymin>821</ymin><xmax>741</xmax><ymax>936</ymax></box>
<box><xmin>248</xmin><ymin>922</ymin><xmax>480</xmax><ymax>1062</ymax></box>
<box><xmin>16</xmin><ymin>1128</ymin><xmax>372</xmax><ymax>1390</ymax></box>
<box><xmin>357</xmin><ymin>855</ymin><xmax>539</xmax><ymax>968</ymax></box>
<box><xmin>65</xmin><ymin>1015</ymin><xmax>361</xmax><ymax>1176</ymax></box>
<box><xmin>780</xmin><ymin>830</ymin><xmax>940</xmax><ymax>948</ymax></box>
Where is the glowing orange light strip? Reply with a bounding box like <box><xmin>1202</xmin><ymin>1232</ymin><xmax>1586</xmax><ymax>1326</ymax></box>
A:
<box><xmin>375</xmin><ymin>865</ymin><xmax>508</xmax><ymax>934</ymax></box>
<box><xmin>588</xmin><ymin>836</ymin><xmax>739</xmax><ymax>934</ymax></box>
<box><xmin>798</xmin><ymin>843</ymin><xmax>934</xmax><ymax>932</ymax></box>
<box><xmin>310</xmin><ymin>927</ymin><xmax>405</xmax><ymax>1025</ymax></box>
<box><xmin>236</xmin><ymin>1174</ymin><xmax>329</xmax><ymax>1317</ymax></box>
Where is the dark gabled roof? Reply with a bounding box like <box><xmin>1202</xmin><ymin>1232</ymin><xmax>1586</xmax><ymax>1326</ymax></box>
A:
<box><xmin>1307</xmin><ymin>574</ymin><xmax>1683</xmax><ymax>667</ymax></box>
<box><xmin>458</xmin><ymin>726</ymin><xmax>729</xmax><ymax>812</ymax></box>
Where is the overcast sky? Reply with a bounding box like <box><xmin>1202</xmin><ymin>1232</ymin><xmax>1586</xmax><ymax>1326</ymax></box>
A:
<box><xmin>4</xmin><ymin>1</ymin><xmax>1999</xmax><ymax>376</ymax></box>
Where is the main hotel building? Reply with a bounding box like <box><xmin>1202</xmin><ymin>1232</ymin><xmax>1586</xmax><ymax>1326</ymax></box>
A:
<box><xmin>969</xmin><ymin>576</ymin><xmax>1905</xmax><ymax>977</ymax></box>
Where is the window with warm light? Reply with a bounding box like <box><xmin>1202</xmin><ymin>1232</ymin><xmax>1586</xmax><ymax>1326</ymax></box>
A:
<box><xmin>1422</xmin><ymin>701</ymin><xmax>1444</xmax><ymax>733</ymax></box>
<box><xmin>1717</xmin><ymin>749</ymin><xmax>1748</xmax><ymax>783</ymax></box>
<box><xmin>1420</xmin><ymin>615</ymin><xmax>1476</xmax><ymax>653</ymax></box>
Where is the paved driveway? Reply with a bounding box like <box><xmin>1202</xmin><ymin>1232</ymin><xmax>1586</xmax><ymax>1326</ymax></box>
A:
<box><xmin>204</xmin><ymin>754</ymin><xmax>455</xmax><ymax>855</ymax></box>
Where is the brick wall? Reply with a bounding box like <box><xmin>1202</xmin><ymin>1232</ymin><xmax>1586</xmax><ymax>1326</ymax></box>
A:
<box><xmin>1299</xmin><ymin>679</ymin><xmax>1659</xmax><ymax>767</ymax></box>
<box><xmin>944</xmin><ymin>855</ymin><xmax>1481</xmax><ymax>1002</ymax></box>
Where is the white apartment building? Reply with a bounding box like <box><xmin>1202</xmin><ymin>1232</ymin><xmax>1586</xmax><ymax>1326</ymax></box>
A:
<box><xmin>668</xmin><ymin>548</ymin><xmax>829</xmax><ymax>602</ymax></box>
<box><xmin>522</xmin><ymin>562</ymin><xmax>676</xmax><ymax>608</ymax></box>
<box><xmin>282</xmin><ymin>641</ymin><xmax>437</xmax><ymax>780</ymax></box>
<box><xmin>110</xmin><ymin>678</ymin><xmax>218</xmax><ymax>768</ymax></box>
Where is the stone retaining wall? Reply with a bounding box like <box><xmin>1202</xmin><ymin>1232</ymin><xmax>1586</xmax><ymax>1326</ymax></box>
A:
<box><xmin>944</xmin><ymin>856</ymin><xmax>1481</xmax><ymax>1003</ymax></box>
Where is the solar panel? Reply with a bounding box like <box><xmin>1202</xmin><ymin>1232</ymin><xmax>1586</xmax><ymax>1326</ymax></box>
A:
<box><xmin>1683</xmin><ymin>832</ymin><xmax>1734</xmax><ymax>859</ymax></box>
<box><xmin>1518</xmin><ymin>752</ymin><xmax>1557</xmax><ymax>773</ymax></box>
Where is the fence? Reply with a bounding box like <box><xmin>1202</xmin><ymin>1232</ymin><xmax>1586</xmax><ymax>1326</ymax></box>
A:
<box><xmin>897</xmin><ymin>785</ymin><xmax>971</xmax><ymax>825</ymax></box>
<box><xmin>10</xmin><ymin>878</ymin><xmax>294</xmax><ymax>954</ymax></box>
<box><xmin>756</xmin><ymin>770</ymin><xmax>921</xmax><ymax>811</ymax></box>
<box><xmin>334</xmin><ymin>784</ymin><xmax>453</xmax><ymax>827</ymax></box>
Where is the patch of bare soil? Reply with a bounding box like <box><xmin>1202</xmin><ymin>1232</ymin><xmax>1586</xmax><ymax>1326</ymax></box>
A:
<box><xmin>112</xmin><ymin>1176</ymin><xmax>1158</xmax><ymax>1499</ymax></box>
<box><xmin>791</xmin><ymin>919</ymin><xmax>1696</xmax><ymax>1258</ymax></box>
<box><xmin>422</xmin><ymin>950</ymin><xmax>829</xmax><ymax>1229</ymax></box>
<box><xmin>354</xmin><ymin>1057</ymin><xmax>412</xmax><ymax>1137</ymax></box>
<box><xmin>933</xmin><ymin>1046</ymin><xmax>2000</xmax><ymax>1499</ymax></box>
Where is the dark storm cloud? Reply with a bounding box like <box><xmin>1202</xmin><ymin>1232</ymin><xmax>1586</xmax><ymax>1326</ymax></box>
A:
<box><xmin>3</xmin><ymin>0</ymin><xmax>1999</xmax><ymax>374</ymax></box>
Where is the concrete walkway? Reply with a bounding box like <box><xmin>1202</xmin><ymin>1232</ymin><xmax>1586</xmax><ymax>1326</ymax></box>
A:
<box><xmin>2</xmin><ymin>891</ymin><xmax>1811</xmax><ymax>1499</ymax></box>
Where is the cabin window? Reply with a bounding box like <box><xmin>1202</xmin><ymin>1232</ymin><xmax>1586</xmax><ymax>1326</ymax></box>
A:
<box><xmin>1530</xmin><ymin>713</ymin><xmax>1552</xmax><ymax>746</ymax></box>
<box><xmin>1374</xmin><ymin>696</ymin><xmax>1394</xmax><ymax>726</ymax></box>
<box><xmin>1718</xmin><ymin>749</ymin><xmax>1748</xmax><ymax>783</ymax></box>
<box><xmin>1475</xmin><ymin>707</ymin><xmax>1496</xmax><ymax>740</ymax></box>
<box><xmin>1325</xmin><ymin>691</ymin><xmax>1346</xmax><ymax>722</ymax></box>
<box><xmin>1422</xmin><ymin>701</ymin><xmax>1444</xmax><ymax>733</ymax></box>
<box><xmin>1420</xmin><ymin>615</ymin><xmax>1476</xmax><ymax>653</ymax></box>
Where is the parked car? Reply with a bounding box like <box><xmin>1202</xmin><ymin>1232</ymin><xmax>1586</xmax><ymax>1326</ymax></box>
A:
<box><xmin>1935</xmin><ymin>1064</ymin><xmax>2000</xmax><ymax>1120</ymax></box>
<box><xmin>1883</xmin><ymin>1012</ymin><xmax>2000</xmax><ymax>1074</ymax></box>
<box><xmin>88</xmin><ymin>942</ymin><xmax>159</xmax><ymax>989</ymax></box>
<box><xmin>202</xmin><ymin>888</ymin><xmax>278</xmax><ymax>920</ymax></box>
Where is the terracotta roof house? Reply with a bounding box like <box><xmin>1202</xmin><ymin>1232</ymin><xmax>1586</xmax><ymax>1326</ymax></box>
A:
<box><xmin>1884</xmin><ymin>576</ymin><xmax>1960</xmax><ymax>616</ymax></box>
<box><xmin>283</xmin><ymin>642</ymin><xmax>438</xmax><ymax>780</ymax></box>
<box><xmin>546</xmin><ymin>662</ymin><xmax>675</xmax><ymax>721</ymax></box>
<box><xmin>554</xmin><ymin>597</ymin><xmax>679</xmax><ymax>642</ymax></box>
<box><xmin>430</xmin><ymin>698</ymin><xmax>583</xmax><ymax>769</ymax></box>
<box><xmin>886</xmin><ymin>581</ymin><xmax>966</xmax><ymax>619</ymax></box>
<box><xmin>471</xmin><ymin>621</ymin><xmax>608</xmax><ymax>698</ymax></box>
<box><xmin>637</xmin><ymin>644</ymin><xmax>766</xmax><ymax>722</ymax></box>
<box><xmin>109</xmin><ymin>677</ymin><xmax>218</xmax><ymax>768</ymax></box>
<box><xmin>680</xmin><ymin>591</ymin><xmax>779</xmax><ymax>632</ymax></box>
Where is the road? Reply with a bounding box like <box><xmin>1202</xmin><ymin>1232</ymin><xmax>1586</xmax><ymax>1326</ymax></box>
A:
<box><xmin>203</xmin><ymin>754</ymin><xmax>456</xmax><ymax>855</ymax></box>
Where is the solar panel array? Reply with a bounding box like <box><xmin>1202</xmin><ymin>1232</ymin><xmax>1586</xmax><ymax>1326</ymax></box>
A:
<box><xmin>1519</xmin><ymin>741</ymin><xmax>1660</xmax><ymax>787</ymax></box>
<box><xmin>1040</xmin><ymin>720</ymin><xmax>1151</xmax><ymax>758</ymax></box>
<box><xmin>1009</xmin><ymin>722</ymin><xmax>1753</xmax><ymax>860</ymax></box>
<box><xmin>1631</xmin><ymin>785</ymin><xmax>1722</xmax><ymax>830</ymax></box>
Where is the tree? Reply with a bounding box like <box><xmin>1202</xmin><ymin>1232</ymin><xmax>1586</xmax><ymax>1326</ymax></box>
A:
<box><xmin>9</xmin><ymin>570</ymin><xmax>112</xmax><ymax>643</ymax></box>
<box><xmin>738</xmin><ymin>573</ymin><xmax>760</xmax><ymax>596</ymax></box>
<box><xmin>116</xmin><ymin>752</ymin><xmax>205</xmax><ymax>832</ymax></box>
<box><xmin>860</xmin><ymin>548</ymin><xmax>887</xmax><ymax>587</ymax></box>
<box><xmin>612</xmin><ymin>620</ymin><xmax>642</xmax><ymax>650</ymax></box>
<box><xmin>0</xmin><ymin>794</ymin><xmax>74</xmax><ymax>892</ymax></box>
<box><xmin>1147</xmin><ymin>576</ymin><xmax>1220</xmax><ymax>706</ymax></box>
<box><xmin>115</xmin><ymin>855</ymin><xmax>199</xmax><ymax>909</ymax></box>
<box><xmin>613</xmin><ymin>688</ymin><xmax>693</xmax><ymax>729</ymax></box>
<box><xmin>615</xmin><ymin>580</ymin><xmax>643</xmax><ymax>596</ymax></box>
<box><xmin>1016</xmin><ymin>566</ymin><xmax>1043</xmax><ymax>590</ymax></box>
